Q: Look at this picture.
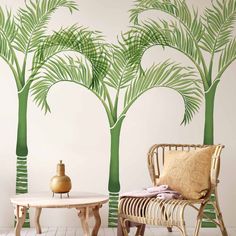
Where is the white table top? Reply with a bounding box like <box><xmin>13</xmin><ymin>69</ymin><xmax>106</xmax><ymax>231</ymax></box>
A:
<box><xmin>10</xmin><ymin>192</ymin><xmax>109</xmax><ymax>208</ymax></box>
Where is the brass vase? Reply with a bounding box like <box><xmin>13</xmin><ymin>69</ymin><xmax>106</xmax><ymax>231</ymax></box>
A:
<box><xmin>50</xmin><ymin>160</ymin><xmax>72</xmax><ymax>198</ymax></box>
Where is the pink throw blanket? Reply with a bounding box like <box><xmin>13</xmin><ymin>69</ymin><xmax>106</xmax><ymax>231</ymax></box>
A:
<box><xmin>120</xmin><ymin>185</ymin><xmax>182</xmax><ymax>200</ymax></box>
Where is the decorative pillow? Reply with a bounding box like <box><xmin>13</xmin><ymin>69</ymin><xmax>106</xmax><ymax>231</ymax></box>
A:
<box><xmin>156</xmin><ymin>146</ymin><xmax>216</xmax><ymax>200</ymax></box>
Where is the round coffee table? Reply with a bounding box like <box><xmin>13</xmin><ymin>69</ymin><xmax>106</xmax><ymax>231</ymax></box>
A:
<box><xmin>10</xmin><ymin>192</ymin><xmax>108</xmax><ymax>236</ymax></box>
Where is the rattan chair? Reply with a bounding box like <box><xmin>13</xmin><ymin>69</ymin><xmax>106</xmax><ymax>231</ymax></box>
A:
<box><xmin>118</xmin><ymin>144</ymin><xmax>228</xmax><ymax>236</ymax></box>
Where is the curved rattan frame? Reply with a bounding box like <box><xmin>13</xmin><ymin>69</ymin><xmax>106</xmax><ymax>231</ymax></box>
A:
<box><xmin>118</xmin><ymin>144</ymin><xmax>228</xmax><ymax>236</ymax></box>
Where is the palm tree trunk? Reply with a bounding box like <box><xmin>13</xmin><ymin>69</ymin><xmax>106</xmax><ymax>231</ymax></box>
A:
<box><xmin>16</xmin><ymin>84</ymin><xmax>31</xmax><ymax>228</ymax></box>
<box><xmin>202</xmin><ymin>81</ymin><xmax>219</xmax><ymax>228</ymax></box>
<box><xmin>203</xmin><ymin>82</ymin><xmax>218</xmax><ymax>145</ymax></box>
<box><xmin>108</xmin><ymin>117</ymin><xmax>124</xmax><ymax>227</ymax></box>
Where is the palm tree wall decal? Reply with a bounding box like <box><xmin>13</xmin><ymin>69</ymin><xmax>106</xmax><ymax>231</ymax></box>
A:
<box><xmin>129</xmin><ymin>0</ymin><xmax>236</xmax><ymax>227</ymax></box>
<box><xmin>32</xmin><ymin>29</ymin><xmax>202</xmax><ymax>226</ymax></box>
<box><xmin>0</xmin><ymin>0</ymin><xmax>109</xmax><ymax>226</ymax></box>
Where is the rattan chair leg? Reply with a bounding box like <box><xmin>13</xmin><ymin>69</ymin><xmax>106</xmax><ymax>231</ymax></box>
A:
<box><xmin>215</xmin><ymin>209</ymin><xmax>228</xmax><ymax>236</ymax></box>
<box><xmin>135</xmin><ymin>224</ymin><xmax>145</xmax><ymax>236</ymax></box>
<box><xmin>180</xmin><ymin>225</ymin><xmax>188</xmax><ymax>236</ymax></box>
<box><xmin>193</xmin><ymin>203</ymin><xmax>206</xmax><ymax>236</ymax></box>
<box><xmin>211</xmin><ymin>189</ymin><xmax>228</xmax><ymax>236</ymax></box>
<box><xmin>119</xmin><ymin>217</ymin><xmax>129</xmax><ymax>236</ymax></box>
<box><xmin>213</xmin><ymin>203</ymin><xmax>228</xmax><ymax>235</ymax></box>
<box><xmin>219</xmin><ymin>223</ymin><xmax>228</xmax><ymax>236</ymax></box>
<box><xmin>193</xmin><ymin>217</ymin><xmax>202</xmax><ymax>236</ymax></box>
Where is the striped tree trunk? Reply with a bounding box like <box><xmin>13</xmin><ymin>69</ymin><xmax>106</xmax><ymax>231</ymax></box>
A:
<box><xmin>202</xmin><ymin>82</ymin><xmax>218</xmax><ymax>228</ymax></box>
<box><xmin>108</xmin><ymin>117</ymin><xmax>124</xmax><ymax>227</ymax></box>
<box><xmin>15</xmin><ymin>85</ymin><xmax>30</xmax><ymax>227</ymax></box>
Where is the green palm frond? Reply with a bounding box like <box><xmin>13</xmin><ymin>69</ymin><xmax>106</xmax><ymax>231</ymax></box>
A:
<box><xmin>105</xmin><ymin>34</ymin><xmax>142</xmax><ymax>89</ymax></box>
<box><xmin>0</xmin><ymin>34</ymin><xmax>13</xmax><ymax>64</ymax></box>
<box><xmin>32</xmin><ymin>56</ymin><xmax>107</xmax><ymax>113</ymax></box>
<box><xmin>130</xmin><ymin>0</ymin><xmax>203</xmax><ymax>42</ymax></box>
<box><xmin>200</xmin><ymin>0</ymin><xmax>236</xmax><ymax>53</ymax></box>
<box><xmin>132</xmin><ymin>20</ymin><xmax>202</xmax><ymax>66</ymax></box>
<box><xmin>32</xmin><ymin>25</ymin><xmax>110</xmax><ymax>88</ymax></box>
<box><xmin>218</xmin><ymin>38</ymin><xmax>236</xmax><ymax>78</ymax></box>
<box><xmin>14</xmin><ymin>0</ymin><xmax>78</xmax><ymax>53</ymax></box>
<box><xmin>126</xmin><ymin>21</ymin><xmax>167</xmax><ymax>69</ymax></box>
<box><xmin>0</xmin><ymin>7</ymin><xmax>17</xmax><ymax>64</ymax></box>
<box><xmin>124</xmin><ymin>61</ymin><xmax>202</xmax><ymax>124</ymax></box>
<box><xmin>0</xmin><ymin>7</ymin><xmax>16</xmax><ymax>42</ymax></box>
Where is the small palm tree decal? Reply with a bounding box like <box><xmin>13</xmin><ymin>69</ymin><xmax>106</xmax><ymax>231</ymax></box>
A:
<box><xmin>130</xmin><ymin>0</ymin><xmax>236</xmax><ymax>227</ymax></box>
<box><xmin>0</xmin><ymin>0</ymin><xmax>110</xmax><ymax>226</ymax></box>
<box><xmin>32</xmin><ymin>29</ymin><xmax>202</xmax><ymax>226</ymax></box>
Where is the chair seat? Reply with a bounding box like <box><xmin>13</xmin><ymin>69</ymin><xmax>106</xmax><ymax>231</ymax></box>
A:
<box><xmin>119</xmin><ymin>197</ymin><xmax>203</xmax><ymax>228</ymax></box>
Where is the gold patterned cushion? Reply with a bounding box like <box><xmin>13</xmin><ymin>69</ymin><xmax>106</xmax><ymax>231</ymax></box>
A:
<box><xmin>156</xmin><ymin>146</ymin><xmax>216</xmax><ymax>200</ymax></box>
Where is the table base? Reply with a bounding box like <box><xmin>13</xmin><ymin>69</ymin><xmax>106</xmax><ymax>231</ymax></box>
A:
<box><xmin>14</xmin><ymin>204</ymin><xmax>102</xmax><ymax>236</ymax></box>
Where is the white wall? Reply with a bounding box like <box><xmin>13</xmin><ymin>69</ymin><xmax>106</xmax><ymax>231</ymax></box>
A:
<box><xmin>0</xmin><ymin>0</ymin><xmax>235</xmax><ymax>228</ymax></box>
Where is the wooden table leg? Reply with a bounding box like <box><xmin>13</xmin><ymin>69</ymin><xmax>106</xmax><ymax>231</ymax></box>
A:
<box><xmin>14</xmin><ymin>205</ymin><xmax>27</xmax><ymax>236</ymax></box>
<box><xmin>92</xmin><ymin>205</ymin><xmax>101</xmax><ymax>236</ymax></box>
<box><xmin>35</xmin><ymin>207</ymin><xmax>42</xmax><ymax>234</ymax></box>
<box><xmin>78</xmin><ymin>207</ymin><xmax>90</xmax><ymax>236</ymax></box>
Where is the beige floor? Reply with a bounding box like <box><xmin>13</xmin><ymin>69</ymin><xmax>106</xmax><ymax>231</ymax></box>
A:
<box><xmin>0</xmin><ymin>227</ymin><xmax>236</xmax><ymax>236</ymax></box>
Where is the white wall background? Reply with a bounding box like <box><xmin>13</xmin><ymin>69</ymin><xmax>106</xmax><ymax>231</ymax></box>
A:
<box><xmin>0</xmin><ymin>0</ymin><xmax>235</xmax><ymax>229</ymax></box>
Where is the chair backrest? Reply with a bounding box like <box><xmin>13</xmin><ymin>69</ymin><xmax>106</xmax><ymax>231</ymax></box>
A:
<box><xmin>147</xmin><ymin>144</ymin><xmax>224</xmax><ymax>195</ymax></box>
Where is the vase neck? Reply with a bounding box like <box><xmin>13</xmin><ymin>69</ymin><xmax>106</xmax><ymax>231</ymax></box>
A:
<box><xmin>57</xmin><ymin>160</ymin><xmax>65</xmax><ymax>176</ymax></box>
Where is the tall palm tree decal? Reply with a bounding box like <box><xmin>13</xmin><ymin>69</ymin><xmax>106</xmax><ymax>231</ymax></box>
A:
<box><xmin>32</xmin><ymin>29</ymin><xmax>202</xmax><ymax>226</ymax></box>
<box><xmin>129</xmin><ymin>0</ymin><xmax>236</xmax><ymax>227</ymax></box>
<box><xmin>0</xmin><ymin>0</ymin><xmax>109</xmax><ymax>226</ymax></box>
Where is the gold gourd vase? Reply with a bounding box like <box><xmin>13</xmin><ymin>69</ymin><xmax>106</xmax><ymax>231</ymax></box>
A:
<box><xmin>50</xmin><ymin>160</ymin><xmax>72</xmax><ymax>198</ymax></box>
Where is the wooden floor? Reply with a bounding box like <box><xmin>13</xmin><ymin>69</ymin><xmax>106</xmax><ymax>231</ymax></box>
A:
<box><xmin>0</xmin><ymin>227</ymin><xmax>236</xmax><ymax>236</ymax></box>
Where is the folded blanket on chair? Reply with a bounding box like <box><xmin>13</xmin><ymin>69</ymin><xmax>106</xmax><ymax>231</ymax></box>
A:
<box><xmin>145</xmin><ymin>185</ymin><xmax>169</xmax><ymax>193</ymax></box>
<box><xmin>120</xmin><ymin>185</ymin><xmax>182</xmax><ymax>200</ymax></box>
<box><xmin>157</xmin><ymin>192</ymin><xmax>182</xmax><ymax>200</ymax></box>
